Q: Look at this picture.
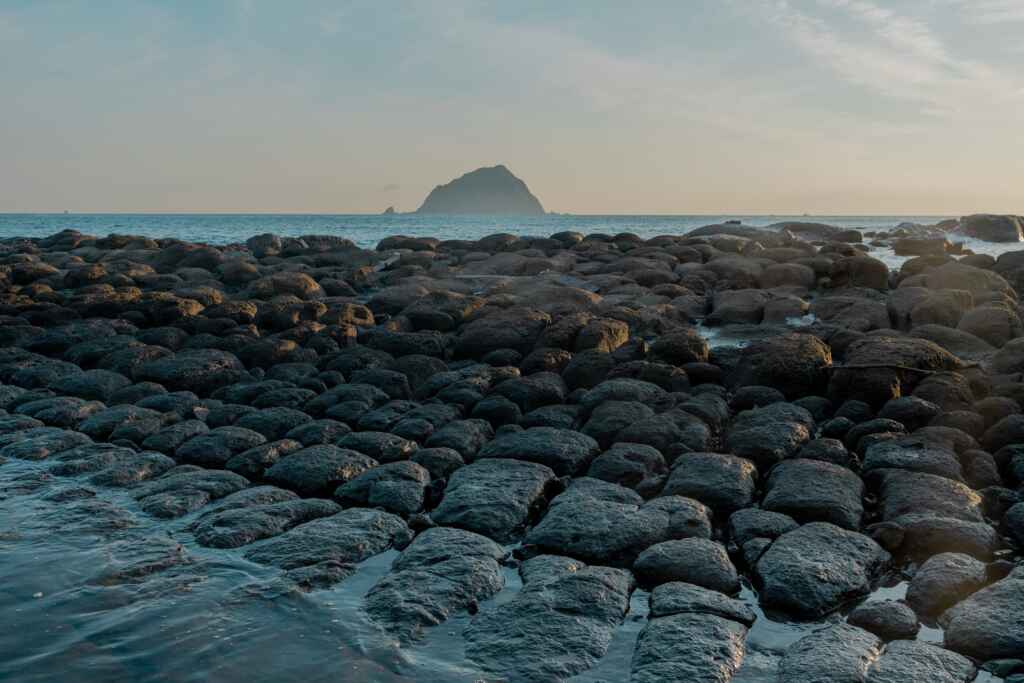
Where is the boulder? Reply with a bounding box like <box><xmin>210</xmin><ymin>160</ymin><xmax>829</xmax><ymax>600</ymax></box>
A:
<box><xmin>754</xmin><ymin>522</ymin><xmax>890</xmax><ymax>619</ymax></box>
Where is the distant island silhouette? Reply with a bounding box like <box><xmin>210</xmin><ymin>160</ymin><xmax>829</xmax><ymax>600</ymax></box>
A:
<box><xmin>415</xmin><ymin>164</ymin><xmax>545</xmax><ymax>215</ymax></box>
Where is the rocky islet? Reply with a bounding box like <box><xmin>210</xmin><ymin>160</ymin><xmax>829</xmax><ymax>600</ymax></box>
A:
<box><xmin>1</xmin><ymin>221</ymin><xmax>1024</xmax><ymax>681</ymax></box>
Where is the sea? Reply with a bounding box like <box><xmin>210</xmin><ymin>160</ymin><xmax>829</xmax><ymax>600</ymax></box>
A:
<box><xmin>0</xmin><ymin>212</ymin><xmax>1013</xmax><ymax>682</ymax></box>
<box><xmin>0</xmin><ymin>212</ymin><xmax>954</xmax><ymax>249</ymax></box>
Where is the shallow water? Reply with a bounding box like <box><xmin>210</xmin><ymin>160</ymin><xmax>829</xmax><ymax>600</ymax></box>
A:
<box><xmin>0</xmin><ymin>213</ymin><xmax>955</xmax><ymax>249</ymax></box>
<box><xmin>2</xmin><ymin>456</ymin><xmax>1004</xmax><ymax>682</ymax></box>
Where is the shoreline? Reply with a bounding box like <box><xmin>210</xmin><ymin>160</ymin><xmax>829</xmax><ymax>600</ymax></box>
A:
<box><xmin>1</xmin><ymin>225</ymin><xmax>1023</xmax><ymax>680</ymax></box>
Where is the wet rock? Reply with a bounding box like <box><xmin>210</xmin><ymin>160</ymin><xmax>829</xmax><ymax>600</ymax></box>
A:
<box><xmin>334</xmin><ymin>460</ymin><xmax>430</xmax><ymax>515</ymax></box>
<box><xmin>16</xmin><ymin>396</ymin><xmax>106</xmax><ymax>429</ymax></box>
<box><xmin>778</xmin><ymin>623</ymin><xmax>882</xmax><ymax>682</ymax></box>
<box><xmin>140</xmin><ymin>419</ymin><xmax>209</xmax><ymax>453</ymax></box>
<box><xmin>906</xmin><ymin>552</ymin><xmax>987</xmax><ymax>620</ymax></box>
<box><xmin>454</xmin><ymin>308</ymin><xmax>551</xmax><ymax>358</ymax></box>
<box><xmin>492</xmin><ymin>372</ymin><xmax>567</xmax><ymax>413</ymax></box>
<box><xmin>243</xmin><ymin>507</ymin><xmax>412</xmax><ymax>584</ymax></box>
<box><xmin>0</xmin><ymin>428</ymin><xmax>93</xmax><ymax>461</ymax></box>
<box><xmin>847</xmin><ymin>600</ymin><xmax>920</xmax><ymax>641</ymax></box>
<box><xmin>365</xmin><ymin>526</ymin><xmax>504</xmax><ymax>641</ymax></box>
<box><xmin>633</xmin><ymin>538</ymin><xmax>739</xmax><ymax>593</ymax></box>
<box><xmin>133</xmin><ymin>467</ymin><xmax>249</xmax><ymax>518</ymax></box>
<box><xmin>134</xmin><ymin>348</ymin><xmax>248</xmax><ymax>396</ymax></box>
<box><xmin>410</xmin><ymin>446</ymin><xmax>464</xmax><ymax>480</ymax></box>
<box><xmin>586</xmin><ymin>442</ymin><xmax>668</xmax><ymax>499</ymax></box>
<box><xmin>872</xmin><ymin>469</ymin><xmax>982</xmax><ymax>525</ymax></box>
<box><xmin>828</xmin><ymin>336</ymin><xmax>961</xmax><ymax>408</ymax></box>
<box><xmin>282</xmin><ymin>418</ymin><xmax>351</xmax><ymax>446</ymax></box>
<box><xmin>862</xmin><ymin>437</ymin><xmax>962</xmax><ymax>480</ymax></box>
<box><xmin>728</xmin><ymin>508</ymin><xmax>799</xmax><ymax>548</ymax></box>
<box><xmin>336</xmin><ymin>431</ymin><xmax>418</xmax><ymax>463</ymax></box>
<box><xmin>191</xmin><ymin>488</ymin><xmax>341</xmax><ymax>548</ymax></box>
<box><xmin>647</xmin><ymin>581</ymin><xmax>756</xmax><ymax>625</ymax></box>
<box><xmin>631</xmin><ymin>603</ymin><xmax>749</xmax><ymax>683</ymax></box>
<box><xmin>175</xmin><ymin>426</ymin><xmax>267</xmax><ymax>468</ymax></box>
<box><xmin>867</xmin><ymin>640</ymin><xmax>976</xmax><ymax>683</ymax></box>
<box><xmin>648</xmin><ymin>328</ymin><xmax>709</xmax><ymax>365</ymax></box>
<box><xmin>581</xmin><ymin>400</ymin><xmax>655</xmax><ymax>448</ymax></box>
<box><xmin>616</xmin><ymin>408</ymin><xmax>712</xmax><ymax>456</ymax></box>
<box><xmin>432</xmin><ymin>458</ymin><xmax>556</xmax><ymax>542</ymax></box>
<box><xmin>981</xmin><ymin>414</ymin><xmax>1024</xmax><ymax>453</ymax></box>
<box><xmin>263</xmin><ymin>445</ymin><xmax>378</xmax><ymax>497</ymax></box>
<box><xmin>423</xmin><ymin>418</ymin><xmax>493</xmax><ymax>458</ymax></box>
<box><xmin>762</xmin><ymin>459</ymin><xmax>864</xmax><ymax>530</ymax></box>
<box><xmin>726</xmin><ymin>333</ymin><xmax>831</xmax><ymax>400</ymax></box>
<box><xmin>957</xmin><ymin>304</ymin><xmax>1024</xmax><ymax>347</ymax></box>
<box><xmin>50</xmin><ymin>369</ymin><xmax>132</xmax><ymax>402</ymax></box>
<box><xmin>941</xmin><ymin>567</ymin><xmax>1024</xmax><ymax>661</ymax></box>
<box><xmin>77</xmin><ymin>404</ymin><xmax>165</xmax><ymax>441</ymax></box>
<box><xmin>796</xmin><ymin>437</ymin><xmax>854</xmax><ymax>468</ymax></box>
<box><xmin>877</xmin><ymin>512</ymin><xmax>1000</xmax><ymax>561</ymax></box>
<box><xmin>878</xmin><ymin>396</ymin><xmax>941</xmax><ymax>431</ymax></box>
<box><xmin>754</xmin><ymin>522</ymin><xmax>890</xmax><ymax>619</ymax></box>
<box><xmin>224</xmin><ymin>439</ymin><xmax>304</xmax><ymax>479</ymax></box>
<box><xmin>49</xmin><ymin>443</ymin><xmax>175</xmax><ymax>486</ymax></box>
<box><xmin>474</xmin><ymin>426</ymin><xmax>600</xmax><ymax>476</ymax></box>
<box><xmin>729</xmin><ymin>385</ymin><xmax>786</xmax><ymax>411</ymax></box>
<box><xmin>725</xmin><ymin>402</ymin><xmax>814</xmax><ymax>470</ymax></box>
<box><xmin>830</xmin><ymin>255</ymin><xmax>889</xmax><ymax>291</ymax></box>
<box><xmin>661</xmin><ymin>452</ymin><xmax>757</xmax><ymax>514</ymax></box>
<box><xmin>464</xmin><ymin>555</ymin><xmax>634</xmax><ymax>682</ymax></box>
<box><xmin>525</xmin><ymin>478</ymin><xmax>711</xmax><ymax>566</ymax></box>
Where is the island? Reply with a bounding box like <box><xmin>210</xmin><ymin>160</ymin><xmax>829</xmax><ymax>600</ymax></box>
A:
<box><xmin>415</xmin><ymin>164</ymin><xmax>546</xmax><ymax>215</ymax></box>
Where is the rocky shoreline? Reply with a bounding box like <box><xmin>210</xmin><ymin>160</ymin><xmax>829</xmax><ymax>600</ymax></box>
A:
<box><xmin>2</xmin><ymin>224</ymin><xmax>1023</xmax><ymax>681</ymax></box>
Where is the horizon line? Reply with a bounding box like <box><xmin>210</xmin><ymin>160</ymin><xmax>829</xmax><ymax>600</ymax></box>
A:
<box><xmin>0</xmin><ymin>211</ymin><xmax>965</xmax><ymax>218</ymax></box>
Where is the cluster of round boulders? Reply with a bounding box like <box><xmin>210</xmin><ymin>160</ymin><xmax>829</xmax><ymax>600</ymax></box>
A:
<box><xmin>2</xmin><ymin>224</ymin><xmax>1024</xmax><ymax>681</ymax></box>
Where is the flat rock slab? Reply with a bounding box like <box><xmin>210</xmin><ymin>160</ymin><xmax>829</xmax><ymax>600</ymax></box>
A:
<box><xmin>525</xmin><ymin>478</ymin><xmax>711</xmax><ymax>567</ymax></box>
<box><xmin>243</xmin><ymin>507</ymin><xmax>412</xmax><ymax>583</ymax></box>
<box><xmin>473</xmin><ymin>426</ymin><xmax>600</xmax><ymax>476</ymax></box>
<box><xmin>48</xmin><ymin>443</ymin><xmax>175</xmax><ymax>487</ymax></box>
<box><xmin>132</xmin><ymin>467</ymin><xmax>250</xmax><ymax>518</ymax></box>
<box><xmin>431</xmin><ymin>458</ymin><xmax>556</xmax><ymax>542</ymax></box>
<box><xmin>0</xmin><ymin>427</ymin><xmax>93</xmax><ymax>461</ymax></box>
<box><xmin>365</xmin><ymin>527</ymin><xmax>505</xmax><ymax>642</ymax></box>
<box><xmin>754</xmin><ymin>522</ymin><xmax>890</xmax><ymax>619</ymax></box>
<box><xmin>762</xmin><ymin>459</ymin><xmax>864</xmax><ymax>530</ymax></box>
<box><xmin>465</xmin><ymin>555</ymin><xmax>634</xmax><ymax>682</ymax></box>
<box><xmin>190</xmin><ymin>486</ymin><xmax>341</xmax><ymax>548</ymax></box>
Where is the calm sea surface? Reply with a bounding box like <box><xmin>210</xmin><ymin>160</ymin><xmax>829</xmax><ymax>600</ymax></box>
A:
<box><xmin>0</xmin><ymin>213</ymin><xmax>953</xmax><ymax>249</ymax></box>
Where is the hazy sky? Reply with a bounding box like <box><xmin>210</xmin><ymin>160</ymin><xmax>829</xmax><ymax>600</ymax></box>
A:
<box><xmin>2</xmin><ymin>0</ymin><xmax>1022</xmax><ymax>214</ymax></box>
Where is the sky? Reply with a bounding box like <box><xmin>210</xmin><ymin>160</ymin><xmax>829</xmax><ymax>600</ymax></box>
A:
<box><xmin>1</xmin><ymin>0</ymin><xmax>1022</xmax><ymax>215</ymax></box>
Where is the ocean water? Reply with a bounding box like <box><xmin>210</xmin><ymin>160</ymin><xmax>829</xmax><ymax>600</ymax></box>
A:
<box><xmin>0</xmin><ymin>213</ymin><xmax>952</xmax><ymax>249</ymax></box>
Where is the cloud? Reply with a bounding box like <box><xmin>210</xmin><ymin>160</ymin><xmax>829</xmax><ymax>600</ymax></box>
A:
<box><xmin>964</xmin><ymin>0</ymin><xmax>1024</xmax><ymax>23</ymax></box>
<box><xmin>748</xmin><ymin>0</ymin><xmax>1024</xmax><ymax>121</ymax></box>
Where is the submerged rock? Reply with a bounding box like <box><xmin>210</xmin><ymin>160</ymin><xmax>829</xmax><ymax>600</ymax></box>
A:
<box><xmin>365</xmin><ymin>527</ymin><xmax>505</xmax><ymax>641</ymax></box>
<box><xmin>464</xmin><ymin>555</ymin><xmax>634</xmax><ymax>681</ymax></box>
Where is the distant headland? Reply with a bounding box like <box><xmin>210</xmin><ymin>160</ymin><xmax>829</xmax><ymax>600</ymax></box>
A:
<box><xmin>414</xmin><ymin>164</ymin><xmax>546</xmax><ymax>215</ymax></box>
